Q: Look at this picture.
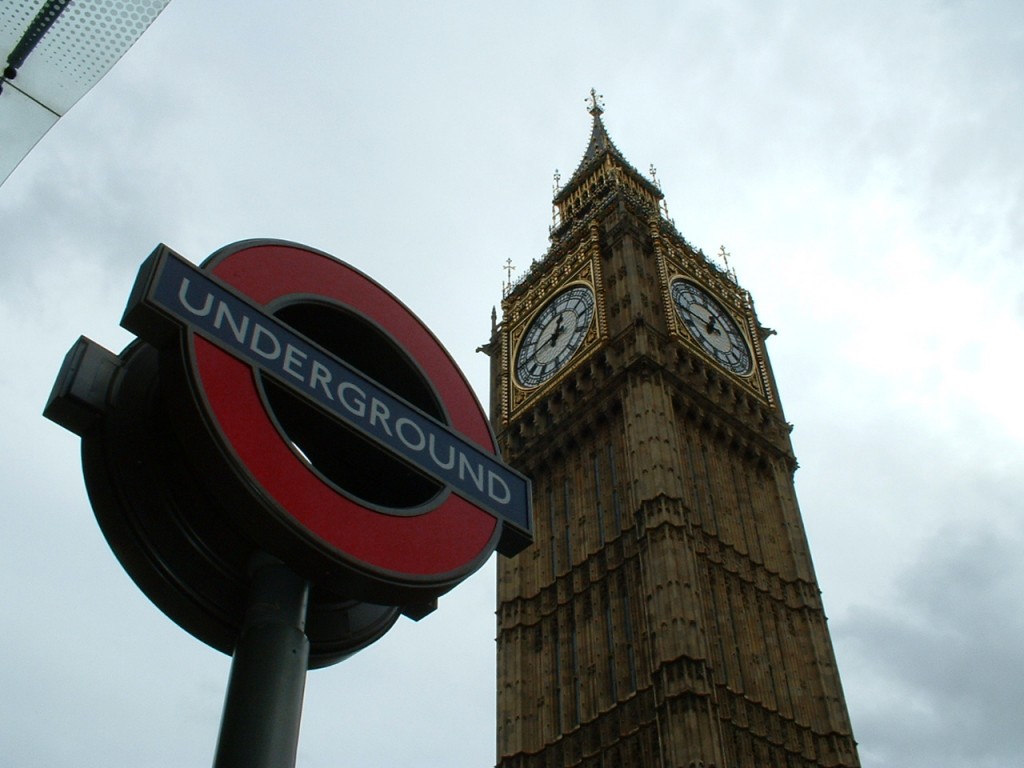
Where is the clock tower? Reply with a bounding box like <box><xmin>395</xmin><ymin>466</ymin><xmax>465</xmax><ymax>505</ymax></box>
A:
<box><xmin>485</xmin><ymin>95</ymin><xmax>859</xmax><ymax>767</ymax></box>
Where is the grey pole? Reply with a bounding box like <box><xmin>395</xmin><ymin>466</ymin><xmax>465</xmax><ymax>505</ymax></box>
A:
<box><xmin>213</xmin><ymin>553</ymin><xmax>311</xmax><ymax>768</ymax></box>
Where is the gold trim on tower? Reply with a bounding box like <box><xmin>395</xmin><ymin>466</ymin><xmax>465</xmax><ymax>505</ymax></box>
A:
<box><xmin>502</xmin><ymin>240</ymin><xmax>607</xmax><ymax>422</ymax></box>
<box><xmin>656</xmin><ymin>244</ymin><xmax>775</xmax><ymax>404</ymax></box>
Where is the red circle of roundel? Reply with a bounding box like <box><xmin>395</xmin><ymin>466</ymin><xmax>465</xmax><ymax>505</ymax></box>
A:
<box><xmin>191</xmin><ymin>241</ymin><xmax>498</xmax><ymax>579</ymax></box>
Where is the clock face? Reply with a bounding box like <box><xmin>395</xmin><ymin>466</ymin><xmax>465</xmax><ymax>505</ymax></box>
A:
<box><xmin>515</xmin><ymin>284</ymin><xmax>596</xmax><ymax>388</ymax></box>
<box><xmin>670</xmin><ymin>279</ymin><xmax>752</xmax><ymax>375</ymax></box>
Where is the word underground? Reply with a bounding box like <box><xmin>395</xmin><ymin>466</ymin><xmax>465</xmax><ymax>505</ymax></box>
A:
<box><xmin>139</xmin><ymin>252</ymin><xmax>528</xmax><ymax>528</ymax></box>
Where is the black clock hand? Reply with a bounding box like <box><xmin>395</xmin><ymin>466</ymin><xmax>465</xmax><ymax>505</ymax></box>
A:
<box><xmin>548</xmin><ymin>315</ymin><xmax>565</xmax><ymax>346</ymax></box>
<box><xmin>686</xmin><ymin>305</ymin><xmax>720</xmax><ymax>335</ymax></box>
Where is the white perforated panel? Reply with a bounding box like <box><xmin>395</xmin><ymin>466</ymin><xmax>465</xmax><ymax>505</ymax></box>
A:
<box><xmin>0</xmin><ymin>0</ymin><xmax>171</xmax><ymax>183</ymax></box>
<box><xmin>2</xmin><ymin>0</ymin><xmax>171</xmax><ymax>112</ymax></box>
<box><xmin>48</xmin><ymin>1</ymin><xmax>167</xmax><ymax>87</ymax></box>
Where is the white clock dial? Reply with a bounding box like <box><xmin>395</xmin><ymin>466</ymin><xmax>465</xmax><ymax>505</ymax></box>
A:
<box><xmin>670</xmin><ymin>279</ymin><xmax>752</xmax><ymax>375</ymax></box>
<box><xmin>515</xmin><ymin>285</ymin><xmax>595</xmax><ymax>388</ymax></box>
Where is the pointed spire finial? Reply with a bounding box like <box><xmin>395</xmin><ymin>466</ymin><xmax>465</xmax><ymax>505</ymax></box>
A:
<box><xmin>718</xmin><ymin>245</ymin><xmax>731</xmax><ymax>269</ymax></box>
<box><xmin>502</xmin><ymin>258</ymin><xmax>517</xmax><ymax>297</ymax></box>
<box><xmin>718</xmin><ymin>245</ymin><xmax>738</xmax><ymax>284</ymax></box>
<box><xmin>587</xmin><ymin>88</ymin><xmax>604</xmax><ymax>117</ymax></box>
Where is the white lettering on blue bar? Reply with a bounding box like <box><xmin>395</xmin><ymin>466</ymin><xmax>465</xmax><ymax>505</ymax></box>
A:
<box><xmin>151</xmin><ymin>255</ymin><xmax>530</xmax><ymax>533</ymax></box>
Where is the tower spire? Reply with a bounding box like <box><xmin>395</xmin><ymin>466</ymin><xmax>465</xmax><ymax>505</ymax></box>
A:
<box><xmin>550</xmin><ymin>89</ymin><xmax>663</xmax><ymax>235</ymax></box>
<box><xmin>578</xmin><ymin>88</ymin><xmax>613</xmax><ymax>165</ymax></box>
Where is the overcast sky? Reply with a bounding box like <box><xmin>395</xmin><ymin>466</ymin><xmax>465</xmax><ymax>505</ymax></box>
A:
<box><xmin>2</xmin><ymin>2</ymin><xmax>1022</xmax><ymax>766</ymax></box>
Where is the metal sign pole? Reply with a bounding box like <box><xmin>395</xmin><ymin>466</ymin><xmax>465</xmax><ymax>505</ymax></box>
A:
<box><xmin>213</xmin><ymin>553</ymin><xmax>311</xmax><ymax>768</ymax></box>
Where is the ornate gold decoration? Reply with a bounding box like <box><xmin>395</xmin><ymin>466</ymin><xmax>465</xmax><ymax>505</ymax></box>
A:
<box><xmin>656</xmin><ymin>239</ymin><xmax>775</xmax><ymax>405</ymax></box>
<box><xmin>501</xmin><ymin>240</ymin><xmax>606</xmax><ymax>421</ymax></box>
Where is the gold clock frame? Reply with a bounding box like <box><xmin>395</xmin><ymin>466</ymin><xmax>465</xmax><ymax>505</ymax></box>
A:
<box><xmin>657</xmin><ymin>246</ymin><xmax>774</xmax><ymax>405</ymax></box>
<box><xmin>501</xmin><ymin>243</ymin><xmax>607</xmax><ymax>422</ymax></box>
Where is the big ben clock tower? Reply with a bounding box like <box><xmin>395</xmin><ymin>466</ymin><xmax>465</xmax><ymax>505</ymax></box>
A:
<box><xmin>485</xmin><ymin>93</ymin><xmax>859</xmax><ymax>767</ymax></box>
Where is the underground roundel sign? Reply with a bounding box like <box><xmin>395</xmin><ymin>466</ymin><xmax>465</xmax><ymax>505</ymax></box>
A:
<box><xmin>123</xmin><ymin>240</ymin><xmax>532</xmax><ymax>604</ymax></box>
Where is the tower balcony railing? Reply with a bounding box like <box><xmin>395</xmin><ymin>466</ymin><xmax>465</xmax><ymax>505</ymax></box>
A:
<box><xmin>506</xmin><ymin>177</ymin><xmax>740</xmax><ymax>302</ymax></box>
